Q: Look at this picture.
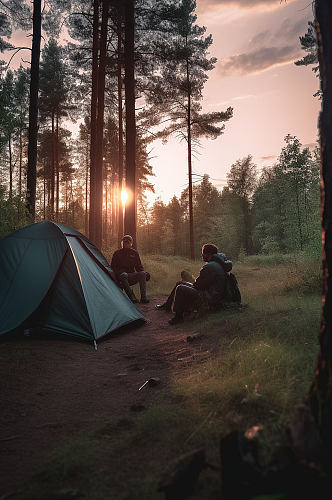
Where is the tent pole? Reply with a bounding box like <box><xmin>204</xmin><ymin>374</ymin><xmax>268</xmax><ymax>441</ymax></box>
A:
<box><xmin>94</xmin><ymin>340</ymin><xmax>98</xmax><ymax>351</ymax></box>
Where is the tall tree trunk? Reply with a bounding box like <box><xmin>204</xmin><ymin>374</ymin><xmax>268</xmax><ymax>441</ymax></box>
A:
<box><xmin>112</xmin><ymin>181</ymin><xmax>117</xmax><ymax>237</ymax></box>
<box><xmin>85</xmin><ymin>138</ymin><xmax>89</xmax><ymax>235</ymax></box>
<box><xmin>124</xmin><ymin>0</ymin><xmax>137</xmax><ymax>245</ymax></box>
<box><xmin>50</xmin><ymin>109</ymin><xmax>55</xmax><ymax>219</ymax></box>
<box><xmin>43</xmin><ymin>170</ymin><xmax>46</xmax><ymax>219</ymax></box>
<box><xmin>186</xmin><ymin>39</ymin><xmax>195</xmax><ymax>260</ymax></box>
<box><xmin>310</xmin><ymin>0</ymin><xmax>332</xmax><ymax>454</ymax></box>
<box><xmin>94</xmin><ymin>0</ymin><xmax>109</xmax><ymax>249</ymax></box>
<box><xmin>117</xmin><ymin>21</ymin><xmax>124</xmax><ymax>247</ymax></box>
<box><xmin>19</xmin><ymin>127</ymin><xmax>22</xmax><ymax>197</ymax></box>
<box><xmin>89</xmin><ymin>0</ymin><xmax>100</xmax><ymax>243</ymax></box>
<box><xmin>26</xmin><ymin>0</ymin><xmax>41</xmax><ymax>220</ymax></box>
<box><xmin>8</xmin><ymin>135</ymin><xmax>12</xmax><ymax>198</ymax></box>
<box><xmin>295</xmin><ymin>182</ymin><xmax>303</xmax><ymax>250</ymax></box>
<box><xmin>55</xmin><ymin>108</ymin><xmax>60</xmax><ymax>219</ymax></box>
<box><xmin>104</xmin><ymin>165</ymin><xmax>108</xmax><ymax>244</ymax></box>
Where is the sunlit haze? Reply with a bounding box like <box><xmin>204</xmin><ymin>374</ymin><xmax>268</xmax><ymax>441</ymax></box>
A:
<box><xmin>147</xmin><ymin>0</ymin><xmax>320</xmax><ymax>205</ymax></box>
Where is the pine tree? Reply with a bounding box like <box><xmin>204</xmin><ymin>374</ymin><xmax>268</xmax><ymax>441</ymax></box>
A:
<box><xmin>295</xmin><ymin>20</ymin><xmax>320</xmax><ymax>98</ymax></box>
<box><xmin>26</xmin><ymin>0</ymin><xmax>42</xmax><ymax>220</ymax></box>
<box><xmin>143</xmin><ymin>0</ymin><xmax>232</xmax><ymax>259</ymax></box>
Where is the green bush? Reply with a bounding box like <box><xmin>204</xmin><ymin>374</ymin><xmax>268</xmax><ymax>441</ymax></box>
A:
<box><xmin>0</xmin><ymin>188</ymin><xmax>30</xmax><ymax>239</ymax></box>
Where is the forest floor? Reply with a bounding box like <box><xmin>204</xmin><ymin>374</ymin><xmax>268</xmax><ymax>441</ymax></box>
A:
<box><xmin>0</xmin><ymin>296</ymin><xmax>225</xmax><ymax>499</ymax></box>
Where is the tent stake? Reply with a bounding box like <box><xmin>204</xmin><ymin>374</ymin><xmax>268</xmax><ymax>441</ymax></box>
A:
<box><xmin>94</xmin><ymin>340</ymin><xmax>98</xmax><ymax>351</ymax></box>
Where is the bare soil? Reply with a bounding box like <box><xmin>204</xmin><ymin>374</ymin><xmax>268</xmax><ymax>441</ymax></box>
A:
<box><xmin>0</xmin><ymin>296</ymin><xmax>223</xmax><ymax>497</ymax></box>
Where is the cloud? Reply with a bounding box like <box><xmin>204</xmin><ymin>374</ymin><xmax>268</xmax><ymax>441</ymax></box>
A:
<box><xmin>249</xmin><ymin>30</ymin><xmax>270</xmax><ymax>47</ymax></box>
<box><xmin>219</xmin><ymin>45</ymin><xmax>301</xmax><ymax>75</ymax></box>
<box><xmin>198</xmin><ymin>0</ymin><xmax>295</xmax><ymax>9</ymax></box>
<box><xmin>249</xmin><ymin>19</ymin><xmax>305</xmax><ymax>48</ymax></box>
<box><xmin>232</xmin><ymin>94</ymin><xmax>256</xmax><ymax>101</ymax></box>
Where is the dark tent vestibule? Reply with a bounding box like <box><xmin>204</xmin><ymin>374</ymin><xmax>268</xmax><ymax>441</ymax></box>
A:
<box><xmin>0</xmin><ymin>221</ymin><xmax>145</xmax><ymax>345</ymax></box>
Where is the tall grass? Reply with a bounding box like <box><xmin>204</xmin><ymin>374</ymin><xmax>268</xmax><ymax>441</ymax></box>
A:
<box><xmin>18</xmin><ymin>253</ymin><xmax>322</xmax><ymax>500</ymax></box>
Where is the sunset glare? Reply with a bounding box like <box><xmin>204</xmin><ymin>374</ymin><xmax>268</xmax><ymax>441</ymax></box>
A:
<box><xmin>121</xmin><ymin>189</ymin><xmax>129</xmax><ymax>206</ymax></box>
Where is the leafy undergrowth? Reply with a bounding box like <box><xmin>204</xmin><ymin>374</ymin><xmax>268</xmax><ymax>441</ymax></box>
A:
<box><xmin>17</xmin><ymin>255</ymin><xmax>321</xmax><ymax>500</ymax></box>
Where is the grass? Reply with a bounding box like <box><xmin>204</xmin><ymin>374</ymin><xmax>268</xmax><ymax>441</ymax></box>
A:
<box><xmin>16</xmin><ymin>253</ymin><xmax>322</xmax><ymax>500</ymax></box>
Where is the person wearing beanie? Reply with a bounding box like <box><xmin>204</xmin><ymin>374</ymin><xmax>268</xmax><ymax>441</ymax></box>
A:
<box><xmin>155</xmin><ymin>243</ymin><xmax>232</xmax><ymax>324</ymax></box>
<box><xmin>111</xmin><ymin>235</ymin><xmax>150</xmax><ymax>304</ymax></box>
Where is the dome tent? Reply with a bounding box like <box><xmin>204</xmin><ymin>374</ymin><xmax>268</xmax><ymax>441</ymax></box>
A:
<box><xmin>0</xmin><ymin>221</ymin><xmax>145</xmax><ymax>345</ymax></box>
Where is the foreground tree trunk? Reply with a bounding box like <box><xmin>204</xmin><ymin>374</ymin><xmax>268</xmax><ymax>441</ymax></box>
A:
<box><xmin>89</xmin><ymin>0</ymin><xmax>100</xmax><ymax>243</ymax></box>
<box><xmin>186</xmin><ymin>35</ymin><xmax>195</xmax><ymax>260</ymax></box>
<box><xmin>26</xmin><ymin>0</ymin><xmax>42</xmax><ymax>220</ymax></box>
<box><xmin>55</xmin><ymin>109</ymin><xmax>60</xmax><ymax>219</ymax></box>
<box><xmin>124</xmin><ymin>0</ymin><xmax>137</xmax><ymax>245</ymax></box>
<box><xmin>50</xmin><ymin>109</ymin><xmax>55</xmax><ymax>219</ymax></box>
<box><xmin>310</xmin><ymin>0</ymin><xmax>332</xmax><ymax>454</ymax></box>
<box><xmin>94</xmin><ymin>0</ymin><xmax>110</xmax><ymax>249</ymax></box>
<box><xmin>117</xmin><ymin>21</ymin><xmax>124</xmax><ymax>247</ymax></box>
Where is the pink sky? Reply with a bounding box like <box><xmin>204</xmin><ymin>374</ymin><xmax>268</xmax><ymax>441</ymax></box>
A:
<box><xmin>147</xmin><ymin>0</ymin><xmax>320</xmax><ymax>204</ymax></box>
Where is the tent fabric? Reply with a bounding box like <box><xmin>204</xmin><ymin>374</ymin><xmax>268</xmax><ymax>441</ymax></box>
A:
<box><xmin>0</xmin><ymin>221</ymin><xmax>144</xmax><ymax>341</ymax></box>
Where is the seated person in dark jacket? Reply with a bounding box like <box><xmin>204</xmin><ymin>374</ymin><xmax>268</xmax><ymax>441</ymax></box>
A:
<box><xmin>111</xmin><ymin>235</ymin><xmax>150</xmax><ymax>304</ymax></box>
<box><xmin>155</xmin><ymin>243</ymin><xmax>232</xmax><ymax>324</ymax></box>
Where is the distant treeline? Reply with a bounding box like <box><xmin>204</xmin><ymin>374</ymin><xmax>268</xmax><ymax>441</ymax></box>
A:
<box><xmin>138</xmin><ymin>135</ymin><xmax>320</xmax><ymax>260</ymax></box>
<box><xmin>1</xmin><ymin>127</ymin><xmax>320</xmax><ymax>261</ymax></box>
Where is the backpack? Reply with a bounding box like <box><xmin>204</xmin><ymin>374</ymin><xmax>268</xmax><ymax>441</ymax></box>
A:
<box><xmin>224</xmin><ymin>272</ymin><xmax>241</xmax><ymax>303</ymax></box>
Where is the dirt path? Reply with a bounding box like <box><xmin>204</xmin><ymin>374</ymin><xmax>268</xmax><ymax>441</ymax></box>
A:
<box><xmin>0</xmin><ymin>296</ymin><xmax>222</xmax><ymax>496</ymax></box>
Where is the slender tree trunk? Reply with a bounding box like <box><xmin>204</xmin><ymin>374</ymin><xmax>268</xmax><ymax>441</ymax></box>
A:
<box><xmin>8</xmin><ymin>135</ymin><xmax>12</xmax><ymax>198</ymax></box>
<box><xmin>112</xmin><ymin>181</ymin><xmax>116</xmax><ymax>237</ymax></box>
<box><xmin>55</xmin><ymin>108</ymin><xmax>60</xmax><ymax>219</ymax></box>
<box><xmin>124</xmin><ymin>0</ymin><xmax>137</xmax><ymax>245</ymax></box>
<box><xmin>85</xmin><ymin>138</ymin><xmax>89</xmax><ymax>235</ymax></box>
<box><xmin>186</xmin><ymin>41</ymin><xmax>195</xmax><ymax>260</ymax></box>
<box><xmin>295</xmin><ymin>183</ymin><xmax>303</xmax><ymax>250</ymax></box>
<box><xmin>43</xmin><ymin>170</ymin><xmax>46</xmax><ymax>220</ymax></box>
<box><xmin>89</xmin><ymin>0</ymin><xmax>100</xmax><ymax>243</ymax></box>
<box><xmin>19</xmin><ymin>128</ymin><xmax>22</xmax><ymax>197</ymax></box>
<box><xmin>50</xmin><ymin>109</ymin><xmax>55</xmax><ymax>219</ymax></box>
<box><xmin>242</xmin><ymin>198</ymin><xmax>252</xmax><ymax>254</ymax></box>
<box><xmin>94</xmin><ymin>0</ymin><xmax>109</xmax><ymax>249</ymax></box>
<box><xmin>104</xmin><ymin>165</ymin><xmax>108</xmax><ymax>243</ymax></box>
<box><xmin>310</xmin><ymin>0</ymin><xmax>332</xmax><ymax>453</ymax></box>
<box><xmin>117</xmin><ymin>21</ymin><xmax>124</xmax><ymax>247</ymax></box>
<box><xmin>26</xmin><ymin>0</ymin><xmax>41</xmax><ymax>220</ymax></box>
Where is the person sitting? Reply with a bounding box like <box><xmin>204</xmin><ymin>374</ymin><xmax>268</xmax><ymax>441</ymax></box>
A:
<box><xmin>155</xmin><ymin>243</ymin><xmax>232</xmax><ymax>324</ymax></box>
<box><xmin>111</xmin><ymin>235</ymin><xmax>150</xmax><ymax>304</ymax></box>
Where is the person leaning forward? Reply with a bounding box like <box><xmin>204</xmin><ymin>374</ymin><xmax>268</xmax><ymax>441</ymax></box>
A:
<box><xmin>155</xmin><ymin>243</ymin><xmax>232</xmax><ymax>324</ymax></box>
<box><xmin>111</xmin><ymin>235</ymin><xmax>150</xmax><ymax>304</ymax></box>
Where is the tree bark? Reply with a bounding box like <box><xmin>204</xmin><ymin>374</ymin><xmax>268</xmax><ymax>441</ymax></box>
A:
<box><xmin>89</xmin><ymin>0</ymin><xmax>100</xmax><ymax>243</ymax></box>
<box><xmin>85</xmin><ymin>137</ymin><xmax>89</xmax><ymax>235</ymax></box>
<box><xmin>19</xmin><ymin>127</ymin><xmax>22</xmax><ymax>197</ymax></box>
<box><xmin>310</xmin><ymin>0</ymin><xmax>332</xmax><ymax>454</ymax></box>
<box><xmin>55</xmin><ymin>109</ymin><xmax>60</xmax><ymax>219</ymax></box>
<box><xmin>117</xmin><ymin>21</ymin><xmax>124</xmax><ymax>247</ymax></box>
<box><xmin>50</xmin><ymin>109</ymin><xmax>55</xmax><ymax>219</ymax></box>
<box><xmin>26</xmin><ymin>0</ymin><xmax>41</xmax><ymax>220</ymax></box>
<box><xmin>186</xmin><ymin>36</ymin><xmax>195</xmax><ymax>260</ymax></box>
<box><xmin>124</xmin><ymin>0</ymin><xmax>137</xmax><ymax>245</ymax></box>
<box><xmin>8</xmin><ymin>135</ymin><xmax>12</xmax><ymax>198</ymax></box>
<box><xmin>94</xmin><ymin>0</ymin><xmax>110</xmax><ymax>249</ymax></box>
